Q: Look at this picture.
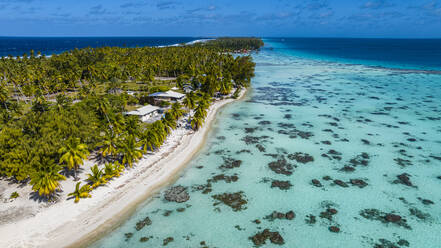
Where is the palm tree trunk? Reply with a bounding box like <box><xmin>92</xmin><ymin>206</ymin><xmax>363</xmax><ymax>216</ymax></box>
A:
<box><xmin>104</xmin><ymin>113</ymin><xmax>114</xmax><ymax>134</ymax></box>
<box><xmin>74</xmin><ymin>166</ymin><xmax>78</xmax><ymax>181</ymax></box>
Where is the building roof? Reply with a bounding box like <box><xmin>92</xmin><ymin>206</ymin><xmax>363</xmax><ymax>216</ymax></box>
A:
<box><xmin>149</xmin><ymin>90</ymin><xmax>185</xmax><ymax>99</ymax></box>
<box><xmin>126</xmin><ymin>105</ymin><xmax>160</xmax><ymax>116</ymax></box>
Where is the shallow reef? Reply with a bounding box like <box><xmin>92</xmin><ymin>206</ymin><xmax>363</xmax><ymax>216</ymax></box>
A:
<box><xmin>249</xmin><ymin>229</ymin><xmax>285</xmax><ymax>246</ymax></box>
<box><xmin>359</xmin><ymin>209</ymin><xmax>411</xmax><ymax>229</ymax></box>
<box><xmin>164</xmin><ymin>186</ymin><xmax>190</xmax><ymax>203</ymax></box>
<box><xmin>212</xmin><ymin>192</ymin><xmax>248</xmax><ymax>211</ymax></box>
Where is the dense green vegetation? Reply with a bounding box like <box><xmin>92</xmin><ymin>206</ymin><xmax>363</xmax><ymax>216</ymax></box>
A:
<box><xmin>196</xmin><ymin>37</ymin><xmax>265</xmax><ymax>52</ymax></box>
<box><xmin>0</xmin><ymin>38</ymin><xmax>260</xmax><ymax>200</ymax></box>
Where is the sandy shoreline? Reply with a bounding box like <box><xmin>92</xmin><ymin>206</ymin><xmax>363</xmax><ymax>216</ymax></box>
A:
<box><xmin>0</xmin><ymin>89</ymin><xmax>247</xmax><ymax>248</ymax></box>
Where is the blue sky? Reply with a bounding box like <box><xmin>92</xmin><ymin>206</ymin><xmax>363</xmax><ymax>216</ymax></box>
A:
<box><xmin>0</xmin><ymin>0</ymin><xmax>440</xmax><ymax>37</ymax></box>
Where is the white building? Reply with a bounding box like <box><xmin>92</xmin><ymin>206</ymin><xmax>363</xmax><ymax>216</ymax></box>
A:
<box><xmin>126</xmin><ymin>105</ymin><xmax>161</xmax><ymax>122</ymax></box>
<box><xmin>149</xmin><ymin>90</ymin><xmax>185</xmax><ymax>101</ymax></box>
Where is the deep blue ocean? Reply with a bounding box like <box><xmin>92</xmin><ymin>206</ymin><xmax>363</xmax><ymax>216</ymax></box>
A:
<box><xmin>0</xmin><ymin>37</ymin><xmax>202</xmax><ymax>57</ymax></box>
<box><xmin>264</xmin><ymin>38</ymin><xmax>441</xmax><ymax>71</ymax></box>
<box><xmin>2</xmin><ymin>37</ymin><xmax>441</xmax><ymax>71</ymax></box>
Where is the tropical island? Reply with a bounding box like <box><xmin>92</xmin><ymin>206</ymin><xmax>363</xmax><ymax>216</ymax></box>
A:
<box><xmin>0</xmin><ymin>37</ymin><xmax>264</xmax><ymax>247</ymax></box>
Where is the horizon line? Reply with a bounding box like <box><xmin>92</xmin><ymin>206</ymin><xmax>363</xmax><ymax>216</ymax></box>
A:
<box><xmin>1</xmin><ymin>36</ymin><xmax>441</xmax><ymax>40</ymax></box>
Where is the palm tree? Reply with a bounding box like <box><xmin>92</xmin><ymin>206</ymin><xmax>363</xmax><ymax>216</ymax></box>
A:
<box><xmin>0</xmin><ymin>86</ymin><xmax>9</xmax><ymax>112</ymax></box>
<box><xmin>124</xmin><ymin>115</ymin><xmax>141</xmax><ymax>136</ymax></box>
<box><xmin>183</xmin><ymin>92</ymin><xmax>197</xmax><ymax>110</ymax></box>
<box><xmin>95</xmin><ymin>97</ymin><xmax>113</xmax><ymax>132</ymax></box>
<box><xmin>29</xmin><ymin>157</ymin><xmax>66</xmax><ymax>198</ymax></box>
<box><xmin>103</xmin><ymin>161</ymin><xmax>124</xmax><ymax>179</ymax></box>
<box><xmin>31</xmin><ymin>89</ymin><xmax>49</xmax><ymax>113</ymax></box>
<box><xmin>139</xmin><ymin>128</ymin><xmax>161</xmax><ymax>153</ymax></box>
<box><xmin>151</xmin><ymin>121</ymin><xmax>167</xmax><ymax>143</ymax></box>
<box><xmin>195</xmin><ymin>102</ymin><xmax>208</xmax><ymax>119</ymax></box>
<box><xmin>108</xmin><ymin>113</ymin><xmax>126</xmax><ymax>135</ymax></box>
<box><xmin>176</xmin><ymin>74</ymin><xmax>190</xmax><ymax>89</ymax></box>
<box><xmin>170</xmin><ymin>102</ymin><xmax>185</xmax><ymax>120</ymax></box>
<box><xmin>219</xmin><ymin>76</ymin><xmax>233</xmax><ymax>95</ymax></box>
<box><xmin>68</xmin><ymin>182</ymin><xmax>91</xmax><ymax>203</ymax></box>
<box><xmin>162</xmin><ymin>112</ymin><xmax>177</xmax><ymax>133</ymax></box>
<box><xmin>118</xmin><ymin>135</ymin><xmax>142</xmax><ymax>168</ymax></box>
<box><xmin>98</xmin><ymin>131</ymin><xmax>118</xmax><ymax>159</ymax></box>
<box><xmin>191</xmin><ymin>115</ymin><xmax>204</xmax><ymax>130</ymax></box>
<box><xmin>58</xmin><ymin>138</ymin><xmax>89</xmax><ymax>180</ymax></box>
<box><xmin>87</xmin><ymin>164</ymin><xmax>106</xmax><ymax>188</ymax></box>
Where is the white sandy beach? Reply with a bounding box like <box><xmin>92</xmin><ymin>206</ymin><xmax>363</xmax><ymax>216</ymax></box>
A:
<box><xmin>0</xmin><ymin>90</ymin><xmax>246</xmax><ymax>248</ymax></box>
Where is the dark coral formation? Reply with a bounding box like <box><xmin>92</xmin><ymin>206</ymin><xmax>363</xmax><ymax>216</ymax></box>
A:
<box><xmin>209</xmin><ymin>174</ymin><xmax>239</xmax><ymax>183</ymax></box>
<box><xmin>271</xmin><ymin>180</ymin><xmax>292</xmax><ymax>190</ymax></box>
<box><xmin>212</xmin><ymin>192</ymin><xmax>248</xmax><ymax>211</ymax></box>
<box><xmin>163</xmin><ymin>210</ymin><xmax>173</xmax><ymax>216</ymax></box>
<box><xmin>124</xmin><ymin>232</ymin><xmax>133</xmax><ymax>241</ymax></box>
<box><xmin>374</xmin><ymin>238</ymin><xmax>410</xmax><ymax>248</ymax></box>
<box><xmin>242</xmin><ymin>135</ymin><xmax>271</xmax><ymax>145</ymax></box>
<box><xmin>139</xmin><ymin>236</ymin><xmax>150</xmax><ymax>242</ymax></box>
<box><xmin>311</xmin><ymin>179</ymin><xmax>322</xmax><ymax>187</ymax></box>
<box><xmin>249</xmin><ymin>229</ymin><xmax>285</xmax><ymax>246</ymax></box>
<box><xmin>265</xmin><ymin>210</ymin><xmax>296</xmax><ymax>221</ymax></box>
<box><xmin>328</xmin><ymin>226</ymin><xmax>340</xmax><ymax>233</ymax></box>
<box><xmin>359</xmin><ymin>209</ymin><xmax>411</xmax><ymax>229</ymax></box>
<box><xmin>409</xmin><ymin>207</ymin><xmax>431</xmax><ymax>221</ymax></box>
<box><xmin>164</xmin><ymin>186</ymin><xmax>190</xmax><ymax>203</ymax></box>
<box><xmin>340</xmin><ymin>166</ymin><xmax>356</xmax><ymax>172</ymax></box>
<box><xmin>287</xmin><ymin>152</ymin><xmax>314</xmax><ymax>163</ymax></box>
<box><xmin>349</xmin><ymin>152</ymin><xmax>370</xmax><ymax>166</ymax></box>
<box><xmin>192</xmin><ymin>182</ymin><xmax>212</xmax><ymax>194</ymax></box>
<box><xmin>305</xmin><ymin>214</ymin><xmax>317</xmax><ymax>224</ymax></box>
<box><xmin>236</xmin><ymin>149</ymin><xmax>252</xmax><ymax>154</ymax></box>
<box><xmin>333</xmin><ymin>180</ymin><xmax>349</xmax><ymax>188</ymax></box>
<box><xmin>417</xmin><ymin>197</ymin><xmax>434</xmax><ymax>205</ymax></box>
<box><xmin>322</xmin><ymin>149</ymin><xmax>342</xmax><ymax>161</ymax></box>
<box><xmin>258</xmin><ymin>120</ymin><xmax>271</xmax><ymax>125</ymax></box>
<box><xmin>394</xmin><ymin>158</ymin><xmax>413</xmax><ymax>167</ymax></box>
<box><xmin>219</xmin><ymin>157</ymin><xmax>242</xmax><ymax>170</ymax></box>
<box><xmin>277</xmin><ymin>122</ymin><xmax>314</xmax><ymax>139</ymax></box>
<box><xmin>163</xmin><ymin>237</ymin><xmax>174</xmax><ymax>246</ymax></box>
<box><xmin>393</xmin><ymin>173</ymin><xmax>414</xmax><ymax>187</ymax></box>
<box><xmin>245</xmin><ymin>127</ymin><xmax>259</xmax><ymax>133</ymax></box>
<box><xmin>135</xmin><ymin>216</ymin><xmax>152</xmax><ymax>231</ymax></box>
<box><xmin>338</xmin><ymin>152</ymin><xmax>371</xmax><ymax>172</ymax></box>
<box><xmin>349</xmin><ymin>179</ymin><xmax>368</xmax><ymax>188</ymax></box>
<box><xmin>268</xmin><ymin>158</ymin><xmax>294</xmax><ymax>175</ymax></box>
<box><xmin>319</xmin><ymin>208</ymin><xmax>338</xmax><ymax>221</ymax></box>
<box><xmin>256</xmin><ymin>144</ymin><xmax>266</xmax><ymax>152</ymax></box>
<box><xmin>322</xmin><ymin>176</ymin><xmax>332</xmax><ymax>181</ymax></box>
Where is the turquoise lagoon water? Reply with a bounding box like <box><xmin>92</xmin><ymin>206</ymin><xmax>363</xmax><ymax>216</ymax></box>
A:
<box><xmin>92</xmin><ymin>41</ymin><xmax>441</xmax><ymax>247</ymax></box>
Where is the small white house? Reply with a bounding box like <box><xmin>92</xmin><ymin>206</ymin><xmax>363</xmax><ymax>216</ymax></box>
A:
<box><xmin>126</xmin><ymin>90</ymin><xmax>136</xmax><ymax>96</ymax></box>
<box><xmin>126</xmin><ymin>105</ymin><xmax>161</xmax><ymax>122</ymax></box>
<box><xmin>149</xmin><ymin>90</ymin><xmax>185</xmax><ymax>101</ymax></box>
